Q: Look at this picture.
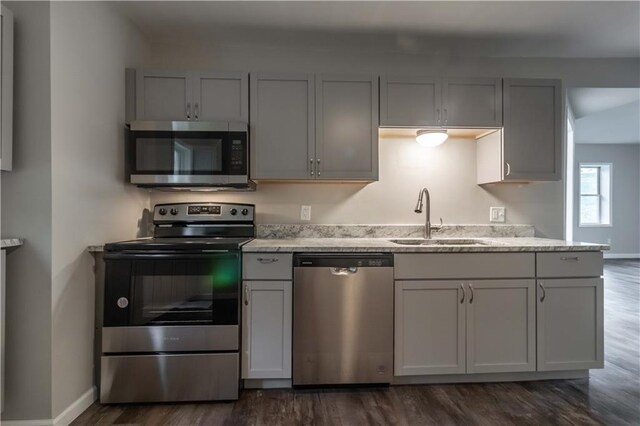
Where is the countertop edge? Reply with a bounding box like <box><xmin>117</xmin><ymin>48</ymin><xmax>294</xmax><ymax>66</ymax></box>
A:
<box><xmin>1</xmin><ymin>238</ymin><xmax>24</xmax><ymax>249</ymax></box>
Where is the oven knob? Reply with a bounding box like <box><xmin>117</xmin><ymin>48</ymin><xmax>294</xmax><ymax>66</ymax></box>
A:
<box><xmin>241</xmin><ymin>208</ymin><xmax>249</xmax><ymax>216</ymax></box>
<box><xmin>117</xmin><ymin>297</ymin><xmax>129</xmax><ymax>309</ymax></box>
<box><xmin>158</xmin><ymin>208</ymin><xmax>167</xmax><ymax>216</ymax></box>
<box><xmin>170</xmin><ymin>208</ymin><xmax>179</xmax><ymax>216</ymax></box>
<box><xmin>230</xmin><ymin>208</ymin><xmax>238</xmax><ymax>216</ymax></box>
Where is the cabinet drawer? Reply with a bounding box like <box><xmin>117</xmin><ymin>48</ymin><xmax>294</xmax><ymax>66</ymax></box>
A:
<box><xmin>243</xmin><ymin>253</ymin><xmax>292</xmax><ymax>280</ymax></box>
<box><xmin>394</xmin><ymin>253</ymin><xmax>535</xmax><ymax>279</ymax></box>
<box><xmin>536</xmin><ymin>252</ymin><xmax>603</xmax><ymax>278</ymax></box>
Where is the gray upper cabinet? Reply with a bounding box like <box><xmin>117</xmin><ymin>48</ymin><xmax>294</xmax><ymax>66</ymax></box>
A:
<box><xmin>380</xmin><ymin>76</ymin><xmax>441</xmax><ymax>127</ymax></box>
<box><xmin>316</xmin><ymin>74</ymin><xmax>379</xmax><ymax>180</ymax></box>
<box><xmin>250</xmin><ymin>73</ymin><xmax>315</xmax><ymax>179</ymax></box>
<box><xmin>131</xmin><ymin>69</ymin><xmax>248</xmax><ymax>122</ymax></box>
<box><xmin>442</xmin><ymin>78</ymin><xmax>502</xmax><ymax>127</ymax></box>
<box><xmin>135</xmin><ymin>70</ymin><xmax>192</xmax><ymax>121</ymax></box>
<box><xmin>380</xmin><ymin>76</ymin><xmax>502</xmax><ymax>128</ymax></box>
<box><xmin>1</xmin><ymin>5</ymin><xmax>14</xmax><ymax>172</ymax></box>
<box><xmin>503</xmin><ymin>78</ymin><xmax>562</xmax><ymax>181</ymax></box>
<box><xmin>193</xmin><ymin>71</ymin><xmax>248</xmax><ymax>122</ymax></box>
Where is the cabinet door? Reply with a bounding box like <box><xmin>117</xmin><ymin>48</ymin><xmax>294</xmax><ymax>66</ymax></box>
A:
<box><xmin>315</xmin><ymin>74</ymin><xmax>379</xmax><ymax>180</ymax></box>
<box><xmin>380</xmin><ymin>76</ymin><xmax>441</xmax><ymax>127</ymax></box>
<box><xmin>503</xmin><ymin>79</ymin><xmax>562</xmax><ymax>181</ymax></box>
<box><xmin>241</xmin><ymin>281</ymin><xmax>292</xmax><ymax>379</ymax></box>
<box><xmin>394</xmin><ymin>281</ymin><xmax>465</xmax><ymax>376</ymax></box>
<box><xmin>537</xmin><ymin>278</ymin><xmax>604</xmax><ymax>371</ymax></box>
<box><xmin>193</xmin><ymin>71</ymin><xmax>248</xmax><ymax>122</ymax></box>
<box><xmin>135</xmin><ymin>70</ymin><xmax>192</xmax><ymax>121</ymax></box>
<box><xmin>1</xmin><ymin>5</ymin><xmax>14</xmax><ymax>171</ymax></box>
<box><xmin>442</xmin><ymin>78</ymin><xmax>502</xmax><ymax>127</ymax></box>
<box><xmin>250</xmin><ymin>73</ymin><xmax>315</xmax><ymax>179</ymax></box>
<box><xmin>466</xmin><ymin>280</ymin><xmax>536</xmax><ymax>373</ymax></box>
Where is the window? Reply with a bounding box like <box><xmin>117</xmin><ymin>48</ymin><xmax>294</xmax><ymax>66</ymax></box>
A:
<box><xmin>579</xmin><ymin>164</ymin><xmax>612</xmax><ymax>226</ymax></box>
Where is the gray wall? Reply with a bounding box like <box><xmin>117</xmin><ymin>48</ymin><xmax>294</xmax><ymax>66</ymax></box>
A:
<box><xmin>1</xmin><ymin>1</ymin><xmax>53</xmax><ymax>420</ymax></box>
<box><xmin>573</xmin><ymin>144</ymin><xmax>640</xmax><ymax>255</ymax></box>
<box><xmin>50</xmin><ymin>1</ymin><xmax>150</xmax><ymax>418</ymax></box>
<box><xmin>147</xmin><ymin>42</ymin><xmax>640</xmax><ymax>239</ymax></box>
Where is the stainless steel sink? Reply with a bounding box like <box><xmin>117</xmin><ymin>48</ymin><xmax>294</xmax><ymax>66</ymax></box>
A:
<box><xmin>389</xmin><ymin>238</ymin><xmax>491</xmax><ymax>246</ymax></box>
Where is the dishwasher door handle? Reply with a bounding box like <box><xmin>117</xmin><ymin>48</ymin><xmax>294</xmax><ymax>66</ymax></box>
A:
<box><xmin>330</xmin><ymin>267</ymin><xmax>358</xmax><ymax>276</ymax></box>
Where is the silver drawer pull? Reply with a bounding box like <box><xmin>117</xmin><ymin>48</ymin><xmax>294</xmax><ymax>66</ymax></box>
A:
<box><xmin>257</xmin><ymin>257</ymin><xmax>279</xmax><ymax>264</ymax></box>
<box><xmin>330</xmin><ymin>267</ymin><xmax>358</xmax><ymax>276</ymax></box>
<box><xmin>560</xmin><ymin>256</ymin><xmax>579</xmax><ymax>262</ymax></box>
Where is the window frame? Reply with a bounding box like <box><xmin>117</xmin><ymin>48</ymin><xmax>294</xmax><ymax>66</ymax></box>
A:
<box><xmin>578</xmin><ymin>162</ymin><xmax>613</xmax><ymax>228</ymax></box>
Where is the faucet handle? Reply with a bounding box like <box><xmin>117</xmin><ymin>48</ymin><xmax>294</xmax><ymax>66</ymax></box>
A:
<box><xmin>430</xmin><ymin>218</ymin><xmax>444</xmax><ymax>230</ymax></box>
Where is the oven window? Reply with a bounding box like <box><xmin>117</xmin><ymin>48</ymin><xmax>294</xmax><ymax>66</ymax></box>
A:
<box><xmin>131</xmin><ymin>256</ymin><xmax>239</xmax><ymax>326</ymax></box>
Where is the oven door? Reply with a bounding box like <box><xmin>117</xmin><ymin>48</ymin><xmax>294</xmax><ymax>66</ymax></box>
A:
<box><xmin>104</xmin><ymin>252</ymin><xmax>240</xmax><ymax>328</ymax></box>
<box><xmin>127</xmin><ymin>127</ymin><xmax>248</xmax><ymax>186</ymax></box>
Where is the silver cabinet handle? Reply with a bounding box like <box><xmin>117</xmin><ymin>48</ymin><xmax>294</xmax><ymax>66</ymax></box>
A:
<box><xmin>317</xmin><ymin>159</ymin><xmax>321</xmax><ymax>176</ymax></box>
<box><xmin>444</xmin><ymin>108</ymin><xmax>448</xmax><ymax>124</ymax></box>
<box><xmin>186</xmin><ymin>103</ymin><xmax>191</xmax><ymax>120</ymax></box>
<box><xmin>469</xmin><ymin>283</ymin><xmax>474</xmax><ymax>304</ymax></box>
<box><xmin>194</xmin><ymin>103</ymin><xmax>199</xmax><ymax>120</ymax></box>
<box><xmin>505</xmin><ymin>162</ymin><xmax>511</xmax><ymax>176</ymax></box>
<box><xmin>460</xmin><ymin>283</ymin><xmax>465</xmax><ymax>304</ymax></box>
<box><xmin>310</xmin><ymin>158</ymin><xmax>314</xmax><ymax>176</ymax></box>
<box><xmin>117</xmin><ymin>297</ymin><xmax>129</xmax><ymax>309</ymax></box>
<box><xmin>539</xmin><ymin>282</ymin><xmax>546</xmax><ymax>302</ymax></box>
<box><xmin>437</xmin><ymin>108</ymin><xmax>441</xmax><ymax>124</ymax></box>
<box><xmin>257</xmin><ymin>257</ymin><xmax>279</xmax><ymax>264</ymax></box>
<box><xmin>244</xmin><ymin>284</ymin><xmax>249</xmax><ymax>306</ymax></box>
<box><xmin>560</xmin><ymin>256</ymin><xmax>579</xmax><ymax>262</ymax></box>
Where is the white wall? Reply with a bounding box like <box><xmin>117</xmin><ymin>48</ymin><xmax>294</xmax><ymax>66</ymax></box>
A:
<box><xmin>147</xmin><ymin>42</ymin><xmax>640</xmax><ymax>239</ymax></box>
<box><xmin>575</xmin><ymin>101</ymin><xmax>640</xmax><ymax>144</ymax></box>
<box><xmin>1</xmin><ymin>1</ymin><xmax>53</xmax><ymax>420</ymax></box>
<box><xmin>573</xmin><ymin>144</ymin><xmax>640</xmax><ymax>256</ymax></box>
<box><xmin>50</xmin><ymin>1</ymin><xmax>150</xmax><ymax>418</ymax></box>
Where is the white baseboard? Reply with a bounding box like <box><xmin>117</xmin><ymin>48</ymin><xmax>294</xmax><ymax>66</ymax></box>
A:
<box><xmin>604</xmin><ymin>253</ymin><xmax>640</xmax><ymax>259</ymax></box>
<box><xmin>1</xmin><ymin>387</ymin><xmax>96</xmax><ymax>426</ymax></box>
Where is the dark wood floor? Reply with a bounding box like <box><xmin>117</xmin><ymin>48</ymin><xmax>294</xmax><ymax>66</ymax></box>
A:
<box><xmin>73</xmin><ymin>260</ymin><xmax>640</xmax><ymax>426</ymax></box>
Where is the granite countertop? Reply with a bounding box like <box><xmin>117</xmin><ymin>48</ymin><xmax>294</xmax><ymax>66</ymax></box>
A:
<box><xmin>1</xmin><ymin>238</ymin><xmax>24</xmax><ymax>249</ymax></box>
<box><xmin>242</xmin><ymin>237</ymin><xmax>609</xmax><ymax>253</ymax></box>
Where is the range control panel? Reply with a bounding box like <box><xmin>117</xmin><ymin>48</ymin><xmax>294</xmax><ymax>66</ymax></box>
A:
<box><xmin>154</xmin><ymin>203</ymin><xmax>255</xmax><ymax>223</ymax></box>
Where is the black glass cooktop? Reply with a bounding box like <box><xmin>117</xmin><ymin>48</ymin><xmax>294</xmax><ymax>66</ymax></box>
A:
<box><xmin>104</xmin><ymin>237</ymin><xmax>253</xmax><ymax>252</ymax></box>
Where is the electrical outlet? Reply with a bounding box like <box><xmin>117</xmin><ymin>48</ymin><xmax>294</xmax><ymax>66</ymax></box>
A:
<box><xmin>490</xmin><ymin>207</ymin><xmax>506</xmax><ymax>223</ymax></box>
<box><xmin>300</xmin><ymin>205</ymin><xmax>311</xmax><ymax>221</ymax></box>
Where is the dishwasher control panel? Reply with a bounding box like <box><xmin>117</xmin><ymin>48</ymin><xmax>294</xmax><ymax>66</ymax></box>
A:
<box><xmin>293</xmin><ymin>254</ymin><xmax>394</xmax><ymax>268</ymax></box>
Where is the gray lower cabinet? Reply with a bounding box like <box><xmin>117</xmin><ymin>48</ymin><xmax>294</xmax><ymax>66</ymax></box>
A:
<box><xmin>466</xmin><ymin>280</ymin><xmax>536</xmax><ymax>373</ymax></box>
<box><xmin>315</xmin><ymin>74</ymin><xmax>379</xmax><ymax>180</ymax></box>
<box><xmin>131</xmin><ymin>69</ymin><xmax>248</xmax><ymax>122</ymax></box>
<box><xmin>537</xmin><ymin>278</ymin><xmax>604</xmax><ymax>371</ymax></box>
<box><xmin>250</xmin><ymin>73</ymin><xmax>315</xmax><ymax>179</ymax></box>
<box><xmin>395</xmin><ymin>279</ymin><xmax>535</xmax><ymax>376</ymax></box>
<box><xmin>380</xmin><ymin>76</ymin><xmax>502</xmax><ymax>128</ymax></box>
<box><xmin>394</xmin><ymin>281</ymin><xmax>466</xmax><ymax>376</ymax></box>
<box><xmin>241</xmin><ymin>280</ymin><xmax>292</xmax><ymax>379</ymax></box>
<box><xmin>502</xmin><ymin>78</ymin><xmax>562</xmax><ymax>181</ymax></box>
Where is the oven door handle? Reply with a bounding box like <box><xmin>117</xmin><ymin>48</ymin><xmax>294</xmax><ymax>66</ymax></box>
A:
<box><xmin>104</xmin><ymin>251</ymin><xmax>233</xmax><ymax>260</ymax></box>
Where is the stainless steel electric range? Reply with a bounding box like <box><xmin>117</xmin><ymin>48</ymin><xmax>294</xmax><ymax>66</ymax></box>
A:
<box><xmin>100</xmin><ymin>202</ymin><xmax>254</xmax><ymax>404</ymax></box>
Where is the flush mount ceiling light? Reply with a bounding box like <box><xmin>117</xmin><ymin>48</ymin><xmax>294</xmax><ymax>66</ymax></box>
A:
<box><xmin>416</xmin><ymin>130</ymin><xmax>448</xmax><ymax>148</ymax></box>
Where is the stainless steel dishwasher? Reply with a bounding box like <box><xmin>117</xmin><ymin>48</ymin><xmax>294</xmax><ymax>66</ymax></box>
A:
<box><xmin>293</xmin><ymin>253</ymin><xmax>394</xmax><ymax>386</ymax></box>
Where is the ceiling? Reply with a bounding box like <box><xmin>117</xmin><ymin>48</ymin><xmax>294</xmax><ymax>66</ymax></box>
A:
<box><xmin>114</xmin><ymin>1</ymin><xmax>640</xmax><ymax>58</ymax></box>
<box><xmin>569</xmin><ymin>88</ymin><xmax>640</xmax><ymax>118</ymax></box>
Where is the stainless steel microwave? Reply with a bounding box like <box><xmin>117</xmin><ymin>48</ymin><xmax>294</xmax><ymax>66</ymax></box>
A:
<box><xmin>126</xmin><ymin>121</ymin><xmax>252</xmax><ymax>190</ymax></box>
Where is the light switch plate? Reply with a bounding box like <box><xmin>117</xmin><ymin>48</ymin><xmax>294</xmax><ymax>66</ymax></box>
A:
<box><xmin>301</xmin><ymin>205</ymin><xmax>311</xmax><ymax>221</ymax></box>
<box><xmin>490</xmin><ymin>207</ymin><xmax>506</xmax><ymax>223</ymax></box>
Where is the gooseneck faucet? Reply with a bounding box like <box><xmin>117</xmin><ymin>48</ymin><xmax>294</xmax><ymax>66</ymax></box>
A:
<box><xmin>415</xmin><ymin>188</ymin><xmax>432</xmax><ymax>239</ymax></box>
